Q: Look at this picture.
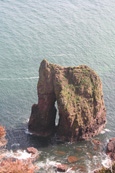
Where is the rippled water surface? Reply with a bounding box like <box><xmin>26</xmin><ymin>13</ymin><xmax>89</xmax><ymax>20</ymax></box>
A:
<box><xmin>0</xmin><ymin>0</ymin><xmax>115</xmax><ymax>172</ymax></box>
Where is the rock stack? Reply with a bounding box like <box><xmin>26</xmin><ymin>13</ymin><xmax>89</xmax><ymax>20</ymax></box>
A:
<box><xmin>28</xmin><ymin>60</ymin><xmax>106</xmax><ymax>141</ymax></box>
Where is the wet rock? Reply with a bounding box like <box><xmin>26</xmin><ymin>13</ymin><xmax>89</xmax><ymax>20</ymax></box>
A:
<box><xmin>27</xmin><ymin>147</ymin><xmax>38</xmax><ymax>155</ymax></box>
<box><xmin>28</xmin><ymin>59</ymin><xmax>106</xmax><ymax>141</ymax></box>
<box><xmin>0</xmin><ymin>137</ymin><xmax>7</xmax><ymax>148</ymax></box>
<box><xmin>0</xmin><ymin>153</ymin><xmax>5</xmax><ymax>161</ymax></box>
<box><xmin>68</xmin><ymin>156</ymin><xmax>78</xmax><ymax>163</ymax></box>
<box><xmin>0</xmin><ymin>127</ymin><xmax>7</xmax><ymax>148</ymax></box>
<box><xmin>55</xmin><ymin>164</ymin><xmax>68</xmax><ymax>172</ymax></box>
<box><xmin>0</xmin><ymin>126</ymin><xmax>6</xmax><ymax>138</ymax></box>
<box><xmin>0</xmin><ymin>158</ymin><xmax>14</xmax><ymax>165</ymax></box>
<box><xmin>110</xmin><ymin>138</ymin><xmax>115</xmax><ymax>142</ymax></box>
<box><xmin>106</xmin><ymin>138</ymin><xmax>115</xmax><ymax>160</ymax></box>
<box><xmin>27</xmin><ymin>147</ymin><xmax>39</xmax><ymax>161</ymax></box>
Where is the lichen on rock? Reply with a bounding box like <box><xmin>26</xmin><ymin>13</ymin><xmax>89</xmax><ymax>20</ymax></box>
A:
<box><xmin>28</xmin><ymin>59</ymin><xmax>106</xmax><ymax>141</ymax></box>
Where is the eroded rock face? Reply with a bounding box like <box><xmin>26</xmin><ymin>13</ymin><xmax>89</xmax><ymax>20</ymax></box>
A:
<box><xmin>28</xmin><ymin>59</ymin><xmax>106</xmax><ymax>141</ymax></box>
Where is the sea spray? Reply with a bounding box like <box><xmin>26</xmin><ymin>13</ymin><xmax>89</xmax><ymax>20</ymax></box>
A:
<box><xmin>4</xmin><ymin>150</ymin><xmax>31</xmax><ymax>160</ymax></box>
<box><xmin>102</xmin><ymin>155</ymin><xmax>112</xmax><ymax>168</ymax></box>
<box><xmin>11</xmin><ymin>143</ymin><xmax>20</xmax><ymax>147</ymax></box>
<box><xmin>100</xmin><ymin>128</ymin><xmax>111</xmax><ymax>134</ymax></box>
<box><xmin>25</xmin><ymin>129</ymin><xmax>33</xmax><ymax>135</ymax></box>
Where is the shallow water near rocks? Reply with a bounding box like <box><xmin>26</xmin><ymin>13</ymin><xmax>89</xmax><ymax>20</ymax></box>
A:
<box><xmin>3</xmin><ymin>123</ymin><xmax>112</xmax><ymax>172</ymax></box>
<box><xmin>0</xmin><ymin>0</ymin><xmax>115</xmax><ymax>172</ymax></box>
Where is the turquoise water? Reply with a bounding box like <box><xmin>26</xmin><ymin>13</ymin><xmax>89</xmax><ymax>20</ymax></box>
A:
<box><xmin>0</xmin><ymin>0</ymin><xmax>115</xmax><ymax>172</ymax></box>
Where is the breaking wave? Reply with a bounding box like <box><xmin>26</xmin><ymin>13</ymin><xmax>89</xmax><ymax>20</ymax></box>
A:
<box><xmin>3</xmin><ymin>150</ymin><xmax>31</xmax><ymax>160</ymax></box>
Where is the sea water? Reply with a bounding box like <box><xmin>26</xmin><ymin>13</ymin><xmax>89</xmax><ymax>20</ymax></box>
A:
<box><xmin>0</xmin><ymin>0</ymin><xmax>115</xmax><ymax>172</ymax></box>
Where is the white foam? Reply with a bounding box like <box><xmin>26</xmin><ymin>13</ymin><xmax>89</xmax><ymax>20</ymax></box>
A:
<box><xmin>5</xmin><ymin>150</ymin><xmax>31</xmax><ymax>160</ymax></box>
<box><xmin>45</xmin><ymin>159</ymin><xmax>60</xmax><ymax>168</ymax></box>
<box><xmin>100</xmin><ymin>128</ymin><xmax>111</xmax><ymax>134</ymax></box>
<box><xmin>36</xmin><ymin>159</ymin><xmax>59</xmax><ymax>170</ymax></box>
<box><xmin>104</xmin><ymin>129</ymin><xmax>111</xmax><ymax>132</ymax></box>
<box><xmin>102</xmin><ymin>156</ymin><xmax>112</xmax><ymax>168</ymax></box>
<box><xmin>100</xmin><ymin>130</ymin><xmax>105</xmax><ymax>134</ymax></box>
<box><xmin>36</xmin><ymin>159</ymin><xmax>75</xmax><ymax>172</ymax></box>
<box><xmin>25</xmin><ymin>129</ymin><xmax>33</xmax><ymax>135</ymax></box>
<box><xmin>14</xmin><ymin>150</ymin><xmax>31</xmax><ymax>160</ymax></box>
<box><xmin>66</xmin><ymin>167</ymin><xmax>75</xmax><ymax>172</ymax></box>
<box><xmin>11</xmin><ymin>143</ymin><xmax>20</xmax><ymax>147</ymax></box>
<box><xmin>22</xmin><ymin>118</ymin><xmax>29</xmax><ymax>123</ymax></box>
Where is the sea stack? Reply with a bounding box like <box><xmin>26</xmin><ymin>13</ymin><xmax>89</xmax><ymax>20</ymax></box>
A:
<box><xmin>28</xmin><ymin>59</ymin><xmax>106</xmax><ymax>141</ymax></box>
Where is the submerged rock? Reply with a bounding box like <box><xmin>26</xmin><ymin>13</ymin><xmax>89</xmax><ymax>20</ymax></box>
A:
<box><xmin>54</xmin><ymin>151</ymin><xmax>66</xmax><ymax>155</ymax></box>
<box><xmin>28</xmin><ymin>59</ymin><xmax>106</xmax><ymax>141</ymax></box>
<box><xmin>93</xmin><ymin>147</ymin><xmax>98</xmax><ymax>150</ymax></box>
<box><xmin>67</xmin><ymin>156</ymin><xmax>78</xmax><ymax>163</ymax></box>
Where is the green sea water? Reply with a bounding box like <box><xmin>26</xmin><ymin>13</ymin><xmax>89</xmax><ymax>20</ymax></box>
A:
<box><xmin>0</xmin><ymin>0</ymin><xmax>115</xmax><ymax>172</ymax></box>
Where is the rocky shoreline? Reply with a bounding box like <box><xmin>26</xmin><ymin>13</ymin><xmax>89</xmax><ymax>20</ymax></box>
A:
<box><xmin>0</xmin><ymin>126</ymin><xmax>115</xmax><ymax>172</ymax></box>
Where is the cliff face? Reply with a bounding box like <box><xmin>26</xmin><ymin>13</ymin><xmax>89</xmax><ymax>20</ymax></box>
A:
<box><xmin>28</xmin><ymin>60</ymin><xmax>106</xmax><ymax>141</ymax></box>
